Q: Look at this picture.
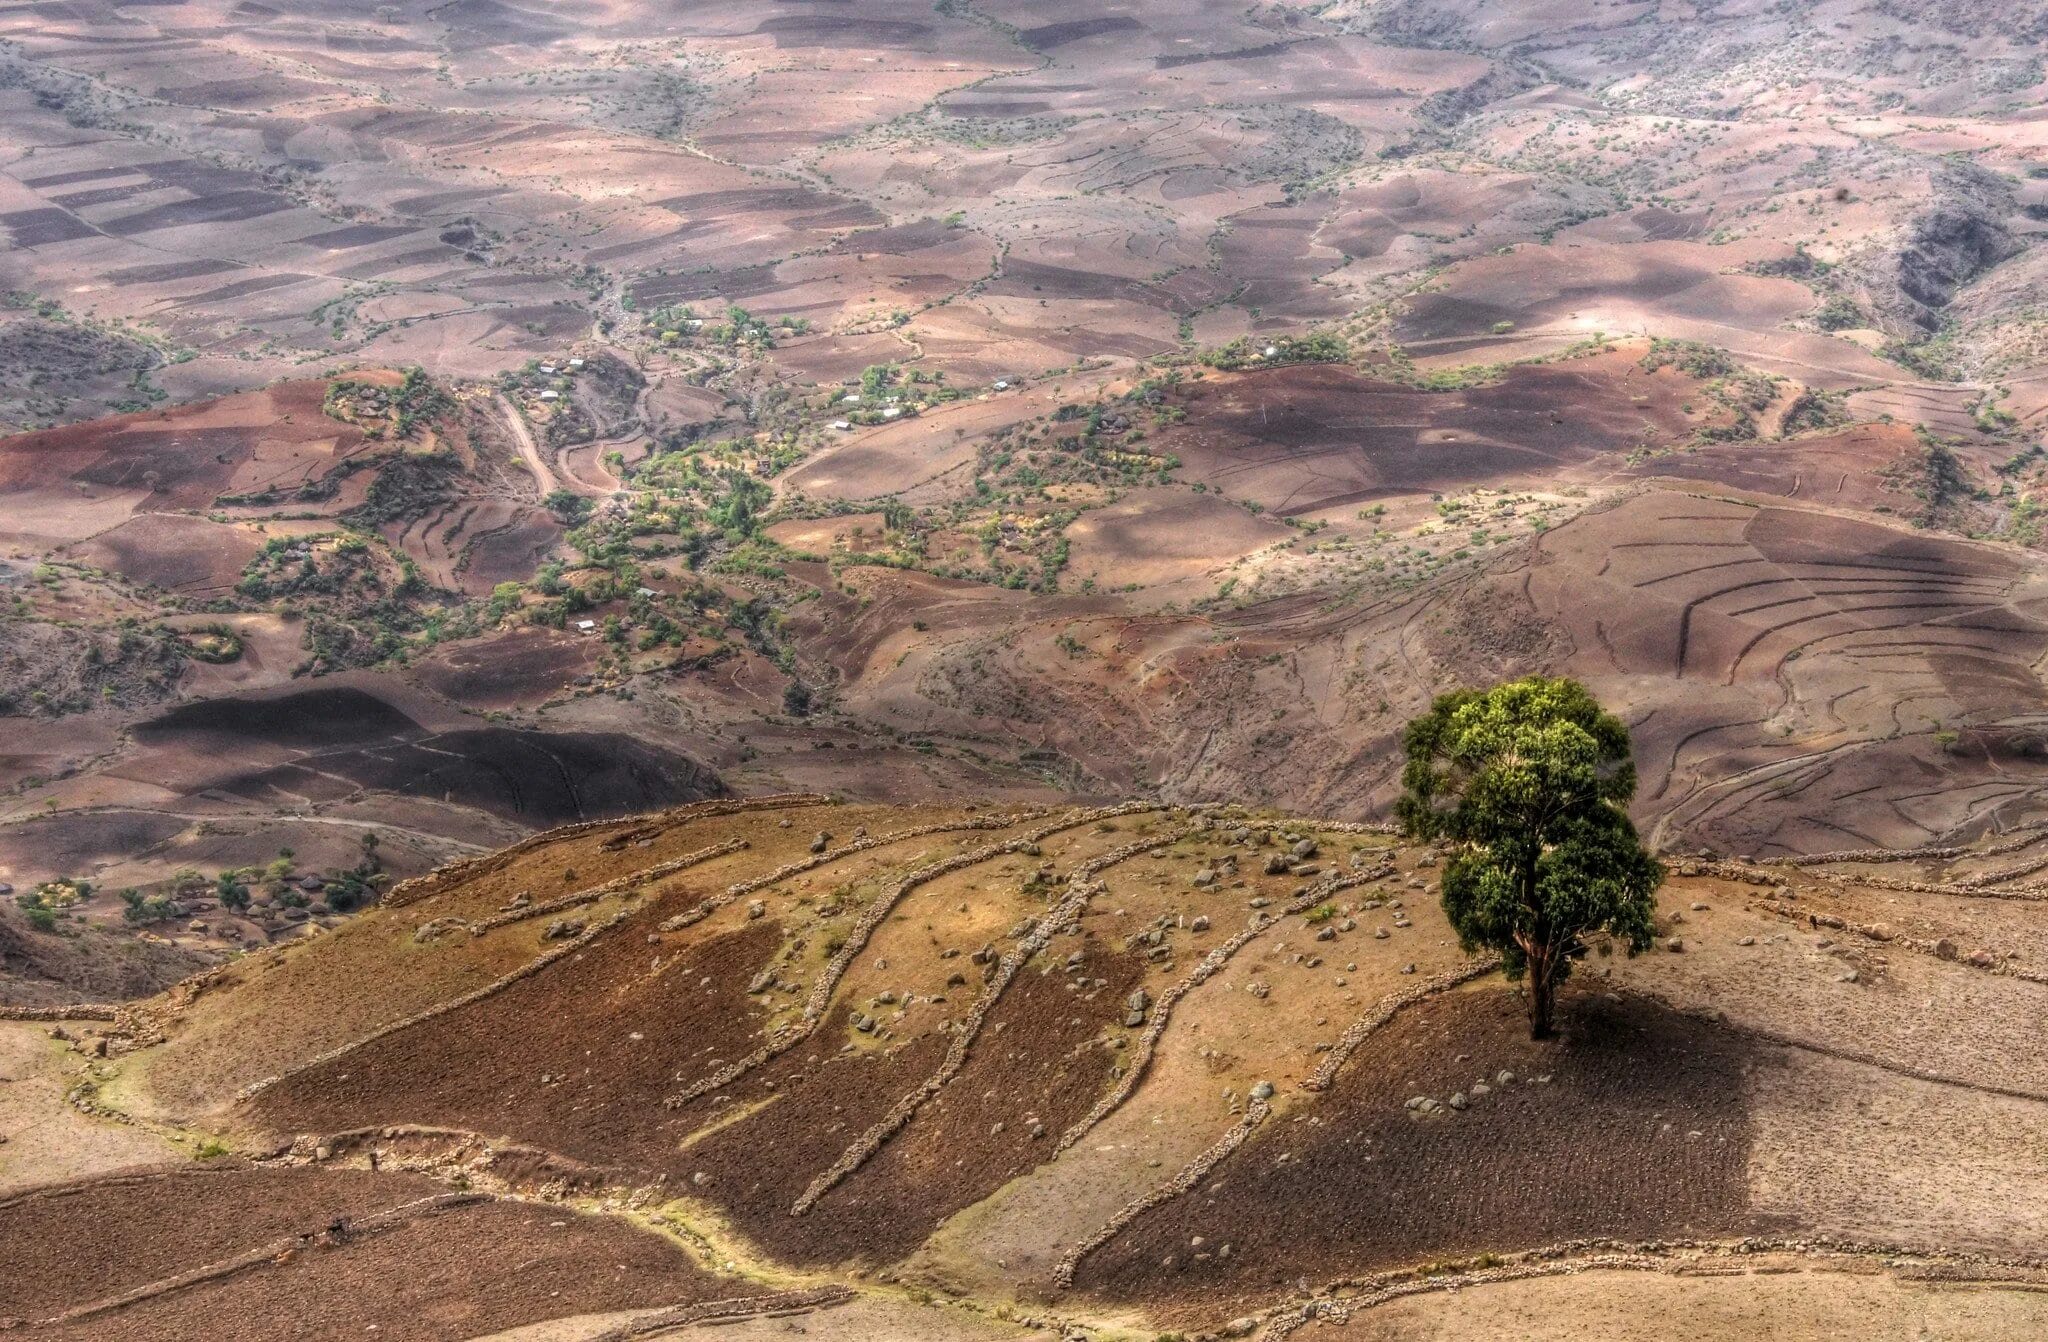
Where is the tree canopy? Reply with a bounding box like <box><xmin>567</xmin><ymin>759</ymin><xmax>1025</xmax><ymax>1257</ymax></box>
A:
<box><xmin>1397</xmin><ymin>676</ymin><xmax>1662</xmax><ymax>1038</ymax></box>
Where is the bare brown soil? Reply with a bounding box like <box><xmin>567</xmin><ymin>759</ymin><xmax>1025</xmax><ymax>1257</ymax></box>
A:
<box><xmin>5</xmin><ymin>1167</ymin><xmax>723</xmax><ymax>1340</ymax></box>
<box><xmin>251</xmin><ymin>916</ymin><xmax>786</xmax><ymax>1174</ymax></box>
<box><xmin>0</xmin><ymin>1164</ymin><xmax>437</xmax><ymax>1319</ymax></box>
<box><xmin>772</xmin><ymin>957</ymin><xmax>1143</xmax><ymax>1265</ymax></box>
<box><xmin>1153</xmin><ymin>349</ymin><xmax>1714</xmax><ymax>515</ymax></box>
<box><xmin>0</xmin><ymin>902</ymin><xmax>210</xmax><ymax>1008</ymax></box>
<box><xmin>1320</xmin><ymin>1268</ymin><xmax>2048</xmax><ymax>1342</ymax></box>
<box><xmin>129</xmin><ymin>686</ymin><xmax>729</xmax><ymax>827</ymax></box>
<box><xmin>3</xmin><ymin>803</ymin><xmax>2043</xmax><ymax>1340</ymax></box>
<box><xmin>1072</xmin><ymin>987</ymin><xmax>1761</xmax><ymax>1319</ymax></box>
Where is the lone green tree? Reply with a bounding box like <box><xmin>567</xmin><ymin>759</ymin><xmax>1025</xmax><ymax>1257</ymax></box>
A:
<box><xmin>1397</xmin><ymin>676</ymin><xmax>1662</xmax><ymax>1038</ymax></box>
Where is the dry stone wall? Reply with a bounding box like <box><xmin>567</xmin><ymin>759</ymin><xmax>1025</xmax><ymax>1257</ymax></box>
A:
<box><xmin>238</xmin><ymin>907</ymin><xmax>636</xmax><ymax>1100</ymax></box>
<box><xmin>381</xmin><ymin>794</ymin><xmax>829</xmax><ymax>909</ymax></box>
<box><xmin>470</xmin><ymin>837</ymin><xmax>748</xmax><ymax>936</ymax></box>
<box><xmin>663</xmin><ymin>802</ymin><xmax>1163</xmax><ymax>1109</ymax></box>
<box><xmin>1052</xmin><ymin>862</ymin><xmax>1392</xmax><ymax>1158</ymax></box>
<box><xmin>791</xmin><ymin>826</ymin><xmax>1196</xmax><ymax>1215</ymax></box>
<box><xmin>658</xmin><ymin>809</ymin><xmax>1048</xmax><ymax>933</ymax></box>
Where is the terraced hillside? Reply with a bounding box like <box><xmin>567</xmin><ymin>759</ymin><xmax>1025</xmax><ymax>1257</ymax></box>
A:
<box><xmin>7</xmin><ymin>0</ymin><xmax>2048</xmax><ymax>974</ymax></box>
<box><xmin>9</xmin><ymin>796</ymin><xmax>2048</xmax><ymax>1339</ymax></box>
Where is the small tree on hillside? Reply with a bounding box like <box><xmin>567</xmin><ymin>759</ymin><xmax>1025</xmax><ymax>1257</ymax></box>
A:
<box><xmin>1397</xmin><ymin>676</ymin><xmax>1662</xmax><ymax>1039</ymax></box>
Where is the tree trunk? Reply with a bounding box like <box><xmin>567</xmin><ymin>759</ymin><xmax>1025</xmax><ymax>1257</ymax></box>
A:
<box><xmin>1520</xmin><ymin>860</ymin><xmax>1555</xmax><ymax>1039</ymax></box>
<box><xmin>1527</xmin><ymin>954</ymin><xmax>1556</xmax><ymax>1039</ymax></box>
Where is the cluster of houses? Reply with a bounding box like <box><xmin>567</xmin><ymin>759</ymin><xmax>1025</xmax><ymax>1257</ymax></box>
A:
<box><xmin>827</xmin><ymin>376</ymin><xmax>1014</xmax><ymax>432</ymax></box>
<box><xmin>533</xmin><ymin>355</ymin><xmax>587</xmax><ymax>403</ymax></box>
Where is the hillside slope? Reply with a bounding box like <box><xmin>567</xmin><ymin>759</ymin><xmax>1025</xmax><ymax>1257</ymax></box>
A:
<box><xmin>7</xmin><ymin>795</ymin><xmax>2048</xmax><ymax>1338</ymax></box>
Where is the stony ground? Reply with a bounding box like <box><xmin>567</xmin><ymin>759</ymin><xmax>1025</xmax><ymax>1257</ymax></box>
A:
<box><xmin>3</xmin><ymin>796</ymin><xmax>2044</xmax><ymax>1339</ymax></box>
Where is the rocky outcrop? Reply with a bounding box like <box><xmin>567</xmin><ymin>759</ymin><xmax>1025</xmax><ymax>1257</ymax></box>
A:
<box><xmin>1850</xmin><ymin>162</ymin><xmax>2023</xmax><ymax>335</ymax></box>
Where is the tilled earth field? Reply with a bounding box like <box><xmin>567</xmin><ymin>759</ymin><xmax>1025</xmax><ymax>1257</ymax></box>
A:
<box><xmin>1071</xmin><ymin>988</ymin><xmax>1763</xmax><ymax>1319</ymax></box>
<box><xmin>5</xmin><ymin>1167</ymin><xmax>728</xmax><ymax>1340</ymax></box>
<box><xmin>3</xmin><ymin>800</ymin><xmax>2043</xmax><ymax>1340</ymax></box>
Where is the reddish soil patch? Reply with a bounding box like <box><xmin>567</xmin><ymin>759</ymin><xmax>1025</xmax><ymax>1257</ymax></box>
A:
<box><xmin>457</xmin><ymin>504</ymin><xmax>562</xmax><ymax>589</ymax></box>
<box><xmin>64</xmin><ymin>514</ymin><xmax>260</xmax><ymax>595</ymax></box>
<box><xmin>0</xmin><ymin>381</ymin><xmax>370</xmax><ymax>515</ymax></box>
<box><xmin>1156</xmin><ymin>351</ymin><xmax>1707</xmax><ymax>515</ymax></box>
<box><xmin>1508</xmin><ymin>490</ymin><xmax>2048</xmax><ymax>853</ymax></box>
<box><xmin>248</xmin><ymin>917</ymin><xmax>786</xmax><ymax>1175</ymax></box>
<box><xmin>815</xmin><ymin>947</ymin><xmax>1146</xmax><ymax>1261</ymax></box>
<box><xmin>1073</xmin><ymin>989</ymin><xmax>1761</xmax><ymax>1321</ymax></box>
<box><xmin>1626</xmin><ymin>422</ymin><xmax>1934</xmax><ymax>514</ymax></box>
<box><xmin>17</xmin><ymin>1174</ymin><xmax>718</xmax><ymax>1340</ymax></box>
<box><xmin>413</xmin><ymin>627</ymin><xmax>597</xmax><ymax>710</ymax></box>
<box><xmin>0</xmin><ymin>1165</ymin><xmax>439</xmax><ymax>1319</ymax></box>
<box><xmin>1064</xmin><ymin>491</ymin><xmax>1291</xmax><ymax>588</ymax></box>
<box><xmin>132</xmin><ymin>687</ymin><xmax>728</xmax><ymax>825</ymax></box>
<box><xmin>671</xmin><ymin>1006</ymin><xmax>952</xmax><ymax>1265</ymax></box>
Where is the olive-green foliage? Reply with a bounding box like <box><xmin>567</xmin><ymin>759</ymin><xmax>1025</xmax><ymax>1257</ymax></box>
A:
<box><xmin>1397</xmin><ymin>676</ymin><xmax>1662</xmax><ymax>1037</ymax></box>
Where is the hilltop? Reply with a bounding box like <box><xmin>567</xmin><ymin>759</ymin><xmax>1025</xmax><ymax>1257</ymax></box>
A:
<box><xmin>6</xmin><ymin>795</ymin><xmax>2048</xmax><ymax>1339</ymax></box>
